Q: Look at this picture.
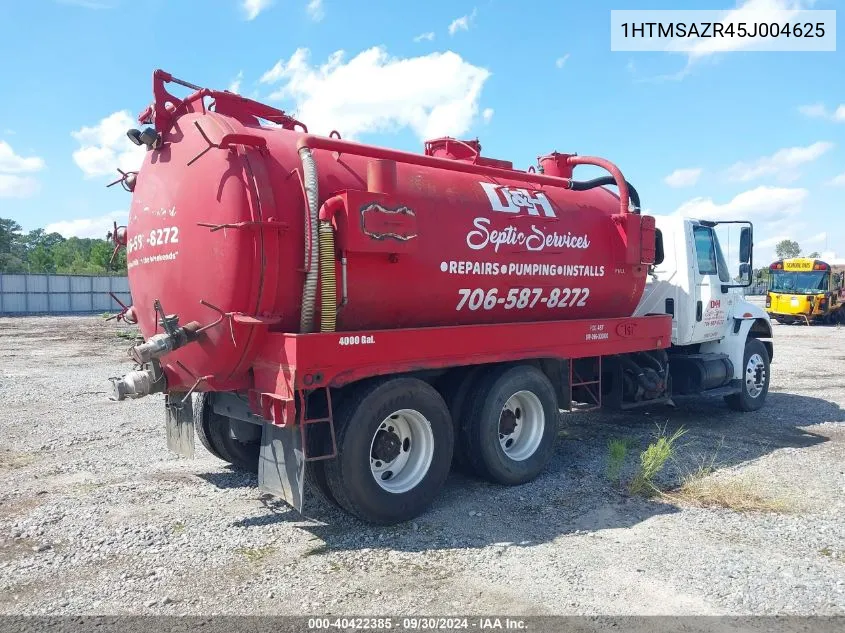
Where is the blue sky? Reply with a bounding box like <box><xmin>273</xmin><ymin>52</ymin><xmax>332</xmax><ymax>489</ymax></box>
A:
<box><xmin>0</xmin><ymin>0</ymin><xmax>841</xmax><ymax>264</ymax></box>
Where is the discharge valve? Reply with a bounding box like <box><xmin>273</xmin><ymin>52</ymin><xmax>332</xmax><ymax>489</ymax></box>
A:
<box><xmin>129</xmin><ymin>301</ymin><xmax>201</xmax><ymax>364</ymax></box>
<box><xmin>109</xmin><ymin>300</ymin><xmax>202</xmax><ymax>401</ymax></box>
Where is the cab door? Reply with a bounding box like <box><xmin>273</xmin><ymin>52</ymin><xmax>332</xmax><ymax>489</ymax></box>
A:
<box><xmin>689</xmin><ymin>225</ymin><xmax>731</xmax><ymax>342</ymax></box>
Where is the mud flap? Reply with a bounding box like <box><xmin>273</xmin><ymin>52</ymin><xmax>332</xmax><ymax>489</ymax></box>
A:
<box><xmin>257</xmin><ymin>422</ymin><xmax>305</xmax><ymax>514</ymax></box>
<box><xmin>165</xmin><ymin>392</ymin><xmax>195</xmax><ymax>458</ymax></box>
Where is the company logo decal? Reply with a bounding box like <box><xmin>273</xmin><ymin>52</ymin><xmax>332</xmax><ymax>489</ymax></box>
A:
<box><xmin>479</xmin><ymin>182</ymin><xmax>556</xmax><ymax>218</ymax></box>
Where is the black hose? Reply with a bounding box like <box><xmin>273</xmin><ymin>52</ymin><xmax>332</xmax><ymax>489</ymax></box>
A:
<box><xmin>569</xmin><ymin>176</ymin><xmax>641</xmax><ymax>213</ymax></box>
<box><xmin>635</xmin><ymin>351</ymin><xmax>665</xmax><ymax>375</ymax></box>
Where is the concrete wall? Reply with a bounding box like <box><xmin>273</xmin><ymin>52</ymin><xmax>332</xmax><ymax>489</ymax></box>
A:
<box><xmin>0</xmin><ymin>274</ymin><xmax>131</xmax><ymax>315</ymax></box>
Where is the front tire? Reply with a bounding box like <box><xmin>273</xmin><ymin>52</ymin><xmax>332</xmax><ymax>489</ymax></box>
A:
<box><xmin>725</xmin><ymin>338</ymin><xmax>771</xmax><ymax>412</ymax></box>
<box><xmin>461</xmin><ymin>365</ymin><xmax>559</xmax><ymax>486</ymax></box>
<box><xmin>324</xmin><ymin>378</ymin><xmax>454</xmax><ymax>525</ymax></box>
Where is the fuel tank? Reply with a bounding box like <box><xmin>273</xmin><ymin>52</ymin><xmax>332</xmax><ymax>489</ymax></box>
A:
<box><xmin>121</xmin><ymin>71</ymin><xmax>655</xmax><ymax>390</ymax></box>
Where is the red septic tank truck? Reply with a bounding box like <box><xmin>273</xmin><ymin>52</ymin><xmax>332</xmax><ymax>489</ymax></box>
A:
<box><xmin>106</xmin><ymin>71</ymin><xmax>771</xmax><ymax>525</ymax></box>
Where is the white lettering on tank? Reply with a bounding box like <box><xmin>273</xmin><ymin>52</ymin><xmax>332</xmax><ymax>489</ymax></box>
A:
<box><xmin>467</xmin><ymin>217</ymin><xmax>590</xmax><ymax>253</ymax></box>
<box><xmin>479</xmin><ymin>182</ymin><xmax>556</xmax><ymax>218</ymax></box>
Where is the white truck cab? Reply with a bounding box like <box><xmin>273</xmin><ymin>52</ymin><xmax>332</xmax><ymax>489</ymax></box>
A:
<box><xmin>632</xmin><ymin>216</ymin><xmax>773</xmax><ymax>411</ymax></box>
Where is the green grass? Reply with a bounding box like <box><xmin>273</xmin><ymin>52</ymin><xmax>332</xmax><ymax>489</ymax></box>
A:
<box><xmin>605</xmin><ymin>437</ymin><xmax>638</xmax><ymax>483</ymax></box>
<box><xmin>604</xmin><ymin>426</ymin><xmax>791</xmax><ymax>514</ymax></box>
<box><xmin>629</xmin><ymin>426</ymin><xmax>687</xmax><ymax>496</ymax></box>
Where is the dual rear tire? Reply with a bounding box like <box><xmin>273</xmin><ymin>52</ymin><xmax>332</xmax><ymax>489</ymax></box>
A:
<box><xmin>456</xmin><ymin>365</ymin><xmax>559</xmax><ymax>486</ymax></box>
<box><xmin>309</xmin><ymin>365</ymin><xmax>559</xmax><ymax>524</ymax></box>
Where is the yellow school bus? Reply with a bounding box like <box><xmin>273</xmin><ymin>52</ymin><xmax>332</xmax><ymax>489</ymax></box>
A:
<box><xmin>766</xmin><ymin>258</ymin><xmax>845</xmax><ymax>324</ymax></box>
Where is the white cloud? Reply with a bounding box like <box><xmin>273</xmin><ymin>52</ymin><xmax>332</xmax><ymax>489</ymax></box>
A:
<box><xmin>229</xmin><ymin>71</ymin><xmax>243</xmax><ymax>94</ymax></box>
<box><xmin>242</xmin><ymin>0</ymin><xmax>272</xmax><ymax>20</ymax></box>
<box><xmin>644</xmin><ymin>1</ymin><xmax>817</xmax><ymax>82</ymax></box>
<box><xmin>828</xmin><ymin>172</ymin><xmax>845</xmax><ymax>187</ymax></box>
<box><xmin>260</xmin><ymin>47</ymin><xmax>491</xmax><ymax>141</ymax></box>
<box><xmin>677</xmin><ymin>186</ymin><xmax>814</xmax><ymax>264</ymax></box>
<box><xmin>725</xmin><ymin>141</ymin><xmax>833</xmax><ymax>182</ymax></box>
<box><xmin>482</xmin><ymin>108</ymin><xmax>494</xmax><ymax>124</ymax></box>
<box><xmin>674</xmin><ymin>186</ymin><xmax>807</xmax><ymax>222</ymax></box>
<box><xmin>448</xmin><ymin>8</ymin><xmax>477</xmax><ymax>36</ymax></box>
<box><xmin>681</xmin><ymin>0</ymin><xmax>817</xmax><ymax>59</ymax></box>
<box><xmin>0</xmin><ymin>141</ymin><xmax>45</xmax><ymax>173</ymax></box>
<box><xmin>799</xmin><ymin>103</ymin><xmax>827</xmax><ymax>118</ymax></box>
<box><xmin>306</xmin><ymin>0</ymin><xmax>324</xmax><ymax>21</ymax></box>
<box><xmin>798</xmin><ymin>103</ymin><xmax>845</xmax><ymax>122</ymax></box>
<box><xmin>555</xmin><ymin>54</ymin><xmax>570</xmax><ymax>69</ymax></box>
<box><xmin>664</xmin><ymin>168</ymin><xmax>702</xmax><ymax>188</ymax></box>
<box><xmin>45</xmin><ymin>210</ymin><xmax>128</xmax><ymax>239</ymax></box>
<box><xmin>0</xmin><ymin>141</ymin><xmax>43</xmax><ymax>198</ymax></box>
<box><xmin>757</xmin><ymin>234</ymin><xmax>789</xmax><ymax>249</ymax></box>
<box><xmin>414</xmin><ymin>32</ymin><xmax>435</xmax><ymax>43</ymax></box>
<box><xmin>0</xmin><ymin>174</ymin><xmax>39</xmax><ymax>198</ymax></box>
<box><xmin>818</xmin><ymin>251</ymin><xmax>845</xmax><ymax>265</ymax></box>
<box><xmin>71</xmin><ymin>111</ymin><xmax>146</xmax><ymax>178</ymax></box>
<box><xmin>804</xmin><ymin>231</ymin><xmax>827</xmax><ymax>244</ymax></box>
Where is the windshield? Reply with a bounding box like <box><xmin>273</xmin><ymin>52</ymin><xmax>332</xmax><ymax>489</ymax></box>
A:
<box><xmin>770</xmin><ymin>271</ymin><xmax>828</xmax><ymax>294</ymax></box>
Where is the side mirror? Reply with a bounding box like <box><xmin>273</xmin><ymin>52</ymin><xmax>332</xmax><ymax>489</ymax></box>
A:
<box><xmin>739</xmin><ymin>262</ymin><xmax>751</xmax><ymax>281</ymax></box>
<box><xmin>654</xmin><ymin>229</ymin><xmax>665</xmax><ymax>266</ymax></box>
<box><xmin>739</xmin><ymin>227</ymin><xmax>752</xmax><ymax>263</ymax></box>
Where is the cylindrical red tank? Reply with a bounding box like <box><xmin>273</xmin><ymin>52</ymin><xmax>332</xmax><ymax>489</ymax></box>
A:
<box><xmin>124</xmin><ymin>72</ymin><xmax>650</xmax><ymax>390</ymax></box>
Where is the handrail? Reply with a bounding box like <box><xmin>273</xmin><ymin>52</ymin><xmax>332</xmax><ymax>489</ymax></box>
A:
<box><xmin>296</xmin><ymin>135</ymin><xmax>633</xmax><ymax>216</ymax></box>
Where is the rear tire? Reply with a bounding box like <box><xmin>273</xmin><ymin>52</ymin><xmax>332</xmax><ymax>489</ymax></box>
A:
<box><xmin>193</xmin><ymin>393</ymin><xmax>260</xmax><ymax>472</ymax></box>
<box><xmin>462</xmin><ymin>364</ymin><xmax>559</xmax><ymax>486</ymax></box>
<box><xmin>324</xmin><ymin>378</ymin><xmax>453</xmax><ymax>525</ymax></box>
<box><xmin>439</xmin><ymin>366</ymin><xmax>489</xmax><ymax>475</ymax></box>
<box><xmin>724</xmin><ymin>338</ymin><xmax>770</xmax><ymax>412</ymax></box>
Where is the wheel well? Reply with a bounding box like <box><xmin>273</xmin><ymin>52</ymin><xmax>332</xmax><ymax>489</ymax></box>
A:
<box><xmin>748</xmin><ymin>318</ymin><xmax>773</xmax><ymax>361</ymax></box>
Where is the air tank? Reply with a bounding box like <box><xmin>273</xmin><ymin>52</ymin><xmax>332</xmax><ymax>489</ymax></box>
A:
<box><xmin>119</xmin><ymin>71</ymin><xmax>654</xmax><ymax>390</ymax></box>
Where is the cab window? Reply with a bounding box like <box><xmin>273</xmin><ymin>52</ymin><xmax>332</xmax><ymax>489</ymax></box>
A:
<box><xmin>693</xmin><ymin>226</ymin><xmax>718</xmax><ymax>276</ymax></box>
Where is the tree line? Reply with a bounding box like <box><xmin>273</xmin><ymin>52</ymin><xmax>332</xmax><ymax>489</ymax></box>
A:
<box><xmin>0</xmin><ymin>217</ymin><xmax>127</xmax><ymax>275</ymax></box>
<box><xmin>774</xmin><ymin>239</ymin><xmax>819</xmax><ymax>261</ymax></box>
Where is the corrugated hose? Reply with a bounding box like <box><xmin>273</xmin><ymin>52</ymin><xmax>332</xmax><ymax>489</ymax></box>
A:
<box><xmin>318</xmin><ymin>222</ymin><xmax>337</xmax><ymax>332</ymax></box>
<box><xmin>298</xmin><ymin>147</ymin><xmax>320</xmax><ymax>333</ymax></box>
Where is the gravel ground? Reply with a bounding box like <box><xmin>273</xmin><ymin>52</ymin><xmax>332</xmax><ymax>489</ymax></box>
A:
<box><xmin>0</xmin><ymin>315</ymin><xmax>844</xmax><ymax>616</ymax></box>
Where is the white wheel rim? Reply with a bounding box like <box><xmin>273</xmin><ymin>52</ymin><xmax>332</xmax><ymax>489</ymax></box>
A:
<box><xmin>498</xmin><ymin>390</ymin><xmax>545</xmax><ymax>461</ymax></box>
<box><xmin>369</xmin><ymin>409</ymin><xmax>434</xmax><ymax>494</ymax></box>
<box><xmin>745</xmin><ymin>353</ymin><xmax>766</xmax><ymax>398</ymax></box>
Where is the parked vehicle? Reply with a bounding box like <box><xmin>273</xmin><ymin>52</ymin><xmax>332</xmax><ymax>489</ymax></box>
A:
<box><xmin>105</xmin><ymin>71</ymin><xmax>773</xmax><ymax>525</ymax></box>
<box><xmin>766</xmin><ymin>258</ymin><xmax>845</xmax><ymax>324</ymax></box>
